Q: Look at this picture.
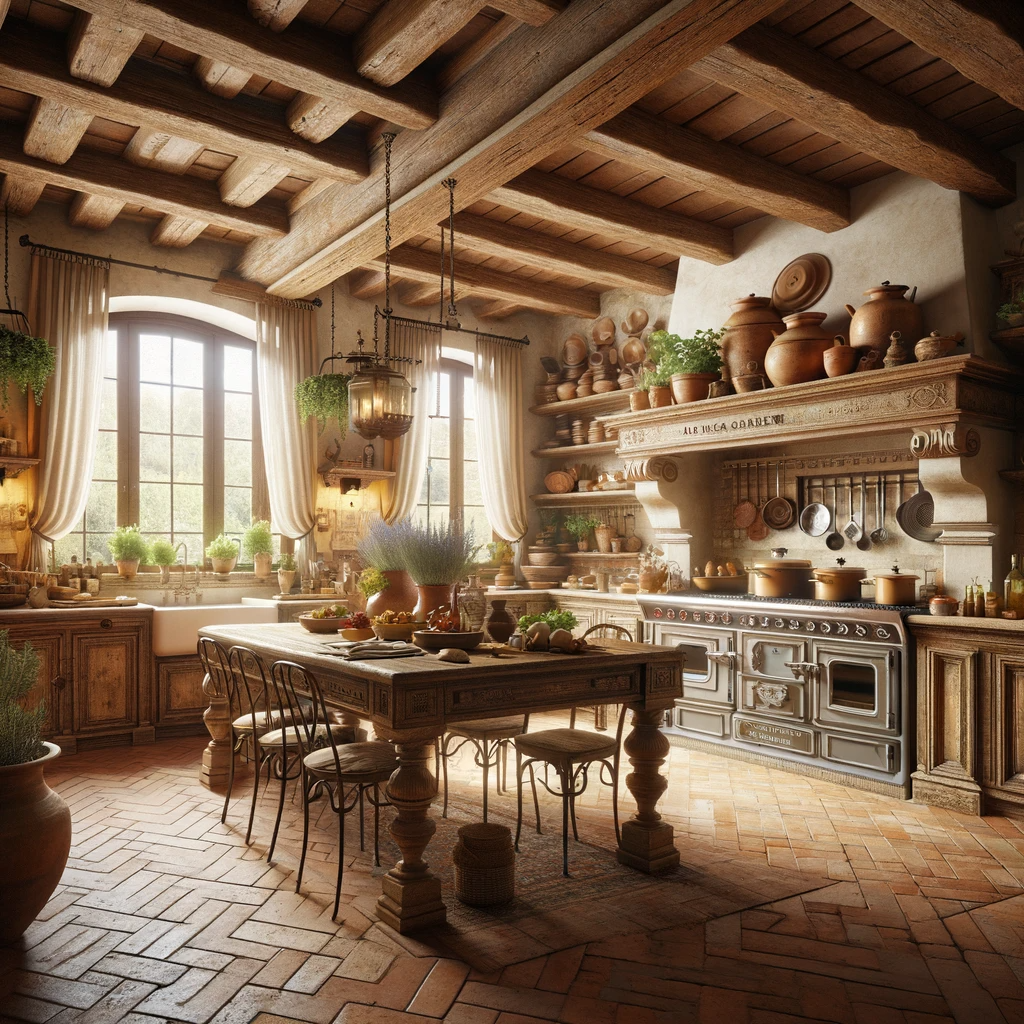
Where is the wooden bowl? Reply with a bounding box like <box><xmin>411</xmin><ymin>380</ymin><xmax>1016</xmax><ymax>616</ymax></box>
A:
<box><xmin>413</xmin><ymin>630</ymin><xmax>484</xmax><ymax>651</ymax></box>
<box><xmin>299</xmin><ymin>615</ymin><xmax>343</xmax><ymax>633</ymax></box>
<box><xmin>690</xmin><ymin>575</ymin><xmax>749</xmax><ymax>593</ymax></box>
<box><xmin>556</xmin><ymin>382</ymin><xmax>577</xmax><ymax>401</ymax></box>
<box><xmin>341</xmin><ymin>627</ymin><xmax>376</xmax><ymax>641</ymax></box>
<box><xmin>544</xmin><ymin>470</ymin><xmax>575</xmax><ymax>494</ymax></box>
<box><xmin>372</xmin><ymin>621</ymin><xmax>423</xmax><ymax>641</ymax></box>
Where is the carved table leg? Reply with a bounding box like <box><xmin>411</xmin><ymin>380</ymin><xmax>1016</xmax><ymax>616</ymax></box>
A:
<box><xmin>376</xmin><ymin>738</ymin><xmax>446</xmax><ymax>933</ymax></box>
<box><xmin>617</xmin><ymin>702</ymin><xmax>679</xmax><ymax>873</ymax></box>
<box><xmin>199</xmin><ymin>672</ymin><xmax>232</xmax><ymax>790</ymax></box>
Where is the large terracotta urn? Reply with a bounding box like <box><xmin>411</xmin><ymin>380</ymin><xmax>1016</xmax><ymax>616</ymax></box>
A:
<box><xmin>0</xmin><ymin>742</ymin><xmax>72</xmax><ymax>944</ymax></box>
<box><xmin>720</xmin><ymin>294</ymin><xmax>784</xmax><ymax>382</ymax></box>
<box><xmin>365</xmin><ymin>569</ymin><xmax>418</xmax><ymax>618</ymax></box>
<box><xmin>845</xmin><ymin>282</ymin><xmax>924</xmax><ymax>356</ymax></box>
<box><xmin>764</xmin><ymin>311</ymin><xmax>833</xmax><ymax>387</ymax></box>
<box><xmin>413</xmin><ymin>583</ymin><xmax>454</xmax><ymax>622</ymax></box>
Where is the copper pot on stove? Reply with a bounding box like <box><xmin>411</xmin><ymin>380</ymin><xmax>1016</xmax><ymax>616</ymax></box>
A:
<box><xmin>750</xmin><ymin>548</ymin><xmax>813</xmax><ymax>599</ymax></box>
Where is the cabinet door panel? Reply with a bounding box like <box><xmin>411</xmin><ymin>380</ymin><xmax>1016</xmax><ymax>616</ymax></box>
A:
<box><xmin>157</xmin><ymin>656</ymin><xmax>207</xmax><ymax>726</ymax></box>
<box><xmin>72</xmin><ymin>632</ymin><xmax>139</xmax><ymax>732</ymax></box>
<box><xmin>6</xmin><ymin>631</ymin><xmax>66</xmax><ymax>737</ymax></box>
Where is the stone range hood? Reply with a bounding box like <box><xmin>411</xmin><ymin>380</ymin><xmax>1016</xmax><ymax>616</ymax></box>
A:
<box><xmin>602</xmin><ymin>356</ymin><xmax>1024</xmax><ymax>596</ymax></box>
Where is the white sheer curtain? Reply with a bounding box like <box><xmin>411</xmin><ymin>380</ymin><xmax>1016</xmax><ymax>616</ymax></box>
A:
<box><xmin>255</xmin><ymin>301</ymin><xmax>317</xmax><ymax>559</ymax></box>
<box><xmin>29</xmin><ymin>253</ymin><xmax>109</xmax><ymax>569</ymax></box>
<box><xmin>473</xmin><ymin>337</ymin><xmax>528</xmax><ymax>542</ymax></box>
<box><xmin>382</xmin><ymin>319</ymin><xmax>440</xmax><ymax>523</ymax></box>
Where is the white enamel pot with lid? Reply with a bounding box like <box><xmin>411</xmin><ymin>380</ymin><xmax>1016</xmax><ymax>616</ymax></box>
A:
<box><xmin>812</xmin><ymin>558</ymin><xmax>866</xmax><ymax>602</ymax></box>
<box><xmin>870</xmin><ymin>565</ymin><xmax>920</xmax><ymax>606</ymax></box>
<box><xmin>750</xmin><ymin>548</ymin><xmax>813</xmax><ymax>599</ymax></box>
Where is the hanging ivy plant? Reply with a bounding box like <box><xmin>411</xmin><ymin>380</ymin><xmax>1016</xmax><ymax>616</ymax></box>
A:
<box><xmin>0</xmin><ymin>325</ymin><xmax>55</xmax><ymax>409</ymax></box>
<box><xmin>294</xmin><ymin>372</ymin><xmax>351</xmax><ymax>436</ymax></box>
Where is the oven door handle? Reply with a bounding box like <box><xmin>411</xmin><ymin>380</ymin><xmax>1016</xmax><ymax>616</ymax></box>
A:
<box><xmin>785</xmin><ymin>661</ymin><xmax>820</xmax><ymax>684</ymax></box>
<box><xmin>707</xmin><ymin>650</ymin><xmax>740</xmax><ymax>668</ymax></box>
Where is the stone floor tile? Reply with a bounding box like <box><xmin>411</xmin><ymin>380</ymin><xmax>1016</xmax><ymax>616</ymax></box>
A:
<box><xmin>407</xmin><ymin>960</ymin><xmax>471</xmax><ymax>1018</ymax></box>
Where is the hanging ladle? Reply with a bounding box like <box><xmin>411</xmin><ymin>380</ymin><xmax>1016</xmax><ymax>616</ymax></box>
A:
<box><xmin>870</xmin><ymin>474</ymin><xmax>889</xmax><ymax>545</ymax></box>
<box><xmin>842</xmin><ymin>475</ymin><xmax>862</xmax><ymax>543</ymax></box>
<box><xmin>857</xmin><ymin>476</ymin><xmax>872</xmax><ymax>551</ymax></box>
<box><xmin>825</xmin><ymin>481</ymin><xmax>845</xmax><ymax>551</ymax></box>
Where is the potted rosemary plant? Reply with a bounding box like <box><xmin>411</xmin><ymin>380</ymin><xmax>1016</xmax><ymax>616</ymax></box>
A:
<box><xmin>107</xmin><ymin>525</ymin><xmax>149</xmax><ymax>579</ymax></box>
<box><xmin>150</xmin><ymin>538</ymin><xmax>177</xmax><ymax>585</ymax></box>
<box><xmin>242</xmin><ymin>519</ymin><xmax>273</xmax><ymax>579</ymax></box>
<box><xmin>399</xmin><ymin>521</ymin><xmax>478</xmax><ymax>620</ymax></box>
<box><xmin>206</xmin><ymin>534</ymin><xmax>239</xmax><ymax>575</ymax></box>
<box><xmin>0</xmin><ymin>631</ymin><xmax>72</xmax><ymax>943</ymax></box>
<box><xmin>0</xmin><ymin>324</ymin><xmax>56</xmax><ymax>410</ymax></box>
<box><xmin>356</xmin><ymin>518</ymin><xmax>417</xmax><ymax>616</ymax></box>
<box><xmin>278</xmin><ymin>552</ymin><xmax>297</xmax><ymax>594</ymax></box>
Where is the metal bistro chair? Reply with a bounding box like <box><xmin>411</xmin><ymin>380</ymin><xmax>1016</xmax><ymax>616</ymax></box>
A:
<box><xmin>512</xmin><ymin>624</ymin><xmax>634</xmax><ymax>876</ymax></box>
<box><xmin>273</xmin><ymin>660</ymin><xmax>399</xmax><ymax>921</ymax></box>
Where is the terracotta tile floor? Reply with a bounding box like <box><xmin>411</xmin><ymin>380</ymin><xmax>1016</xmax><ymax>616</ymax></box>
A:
<box><xmin>2</xmin><ymin>723</ymin><xmax>1024</xmax><ymax>1024</ymax></box>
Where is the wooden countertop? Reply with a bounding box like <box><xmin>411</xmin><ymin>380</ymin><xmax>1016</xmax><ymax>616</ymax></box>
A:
<box><xmin>907</xmin><ymin>613</ymin><xmax>1024</xmax><ymax>633</ymax></box>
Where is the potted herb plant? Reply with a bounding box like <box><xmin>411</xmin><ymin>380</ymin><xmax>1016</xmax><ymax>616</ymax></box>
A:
<box><xmin>295</xmin><ymin>370</ymin><xmax>351</xmax><ymax>436</ymax></box>
<box><xmin>107</xmin><ymin>525</ymin><xmax>149</xmax><ymax>579</ymax></box>
<box><xmin>997</xmin><ymin>289</ymin><xmax>1024</xmax><ymax>328</ymax></box>
<box><xmin>242</xmin><ymin>520</ymin><xmax>273</xmax><ymax>579</ymax></box>
<box><xmin>358</xmin><ymin>566</ymin><xmax>391</xmax><ymax>618</ymax></box>
<box><xmin>399</xmin><ymin>520</ymin><xmax>478</xmax><ymax>620</ymax></box>
<box><xmin>206</xmin><ymin>534</ymin><xmax>239</xmax><ymax>575</ymax></box>
<box><xmin>278</xmin><ymin>552</ymin><xmax>297</xmax><ymax>594</ymax></box>
<box><xmin>629</xmin><ymin>366</ymin><xmax>651</xmax><ymax>411</ymax></box>
<box><xmin>0</xmin><ymin>324</ymin><xmax>56</xmax><ymax>410</ymax></box>
<box><xmin>564</xmin><ymin>512</ymin><xmax>600</xmax><ymax>552</ymax></box>
<box><xmin>517</xmin><ymin>609</ymin><xmax>579</xmax><ymax>634</ymax></box>
<box><xmin>0</xmin><ymin>631</ymin><xmax>72</xmax><ymax>943</ymax></box>
<box><xmin>356</xmin><ymin>518</ymin><xmax>418</xmax><ymax>615</ymax></box>
<box><xmin>660</xmin><ymin>328</ymin><xmax>725</xmax><ymax>404</ymax></box>
<box><xmin>150</xmin><ymin>538</ymin><xmax>177</xmax><ymax>585</ymax></box>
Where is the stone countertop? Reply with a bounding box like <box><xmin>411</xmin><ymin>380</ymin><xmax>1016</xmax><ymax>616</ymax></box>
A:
<box><xmin>907</xmin><ymin>613</ymin><xmax>1024</xmax><ymax>633</ymax></box>
<box><xmin>0</xmin><ymin>603</ymin><xmax>154</xmax><ymax>619</ymax></box>
<box><xmin>490</xmin><ymin>588</ymin><xmax>642</xmax><ymax>602</ymax></box>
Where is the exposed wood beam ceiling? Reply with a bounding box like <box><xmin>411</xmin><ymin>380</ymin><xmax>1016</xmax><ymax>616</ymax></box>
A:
<box><xmin>694</xmin><ymin>23</ymin><xmax>1015</xmax><ymax>207</ymax></box>
<box><xmin>246</xmin><ymin>0</ymin><xmax>791</xmax><ymax>297</ymax></box>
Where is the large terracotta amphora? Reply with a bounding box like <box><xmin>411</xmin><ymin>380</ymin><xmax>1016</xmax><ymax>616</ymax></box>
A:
<box><xmin>845</xmin><ymin>282</ymin><xmax>924</xmax><ymax>356</ymax></box>
<box><xmin>720</xmin><ymin>294</ymin><xmax>784</xmax><ymax>382</ymax></box>
<box><xmin>764</xmin><ymin>311</ymin><xmax>833</xmax><ymax>386</ymax></box>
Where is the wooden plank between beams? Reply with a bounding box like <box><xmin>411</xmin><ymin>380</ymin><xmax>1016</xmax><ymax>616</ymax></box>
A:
<box><xmin>695</xmin><ymin>24</ymin><xmax>1015</xmax><ymax>207</ymax></box>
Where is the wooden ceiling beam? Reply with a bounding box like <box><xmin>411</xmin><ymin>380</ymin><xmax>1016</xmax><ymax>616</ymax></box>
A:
<box><xmin>0</xmin><ymin>21</ymin><xmax>367</xmax><ymax>185</ymax></box>
<box><xmin>400</xmin><ymin>281</ymin><xmax>448</xmax><ymax>307</ymax></box>
<box><xmin>695</xmin><ymin>24</ymin><xmax>1016</xmax><ymax>207</ymax></box>
<box><xmin>489</xmin><ymin>169</ymin><xmax>734</xmax><ymax>264</ymax></box>
<box><xmin>370</xmin><ymin>245</ymin><xmax>601</xmax><ymax>317</ymax></box>
<box><xmin>124</xmin><ymin>129</ymin><xmax>203</xmax><ymax>174</ymax></box>
<box><xmin>193</xmin><ymin>57</ymin><xmax>252</xmax><ymax>99</ymax></box>
<box><xmin>452</xmin><ymin>211</ymin><xmax>678</xmax><ymax>292</ymax></box>
<box><xmin>854</xmin><ymin>0</ymin><xmax>1024</xmax><ymax>112</ymax></box>
<box><xmin>67</xmin><ymin>12</ymin><xmax>144</xmax><ymax>86</ymax></box>
<box><xmin>68</xmin><ymin>0</ymin><xmax>437</xmax><ymax>130</ymax></box>
<box><xmin>22</xmin><ymin>98</ymin><xmax>92</xmax><ymax>165</ymax></box>
<box><xmin>491</xmin><ymin>0</ymin><xmax>565</xmax><ymax>26</ymax></box>
<box><xmin>475</xmin><ymin>298</ymin><xmax>525</xmax><ymax>319</ymax></box>
<box><xmin>355</xmin><ymin>0</ymin><xmax>483</xmax><ymax>87</ymax></box>
<box><xmin>0</xmin><ymin>125</ymin><xmax>289</xmax><ymax>237</ymax></box>
<box><xmin>285</xmin><ymin>94</ymin><xmax>357</xmax><ymax>144</ymax></box>
<box><xmin>248</xmin><ymin>0</ymin><xmax>309</xmax><ymax>31</ymax></box>
<box><xmin>584</xmin><ymin>108</ymin><xmax>850</xmax><ymax>232</ymax></box>
<box><xmin>246</xmin><ymin>0</ymin><xmax>786</xmax><ymax>297</ymax></box>
<box><xmin>68</xmin><ymin>192</ymin><xmax>124</xmax><ymax>230</ymax></box>
<box><xmin>150</xmin><ymin>215</ymin><xmax>207</xmax><ymax>248</ymax></box>
<box><xmin>218</xmin><ymin>156</ymin><xmax>291</xmax><ymax>207</ymax></box>
<box><xmin>348</xmin><ymin>268</ymin><xmax>386</xmax><ymax>300</ymax></box>
<box><xmin>437</xmin><ymin>15</ymin><xmax>520</xmax><ymax>91</ymax></box>
<box><xmin>0</xmin><ymin>174</ymin><xmax>43</xmax><ymax>216</ymax></box>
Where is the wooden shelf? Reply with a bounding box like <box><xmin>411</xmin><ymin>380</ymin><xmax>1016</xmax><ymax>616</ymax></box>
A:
<box><xmin>0</xmin><ymin>456</ymin><xmax>39</xmax><ymax>481</ymax></box>
<box><xmin>563</xmin><ymin>551</ymin><xmax>640</xmax><ymax>560</ymax></box>
<box><xmin>990</xmin><ymin>325</ymin><xmax>1024</xmax><ymax>364</ymax></box>
<box><xmin>322</xmin><ymin>467</ymin><xmax>396</xmax><ymax>488</ymax></box>
<box><xmin>532</xmin><ymin>441</ymin><xmax>618</xmax><ymax>459</ymax></box>
<box><xmin>530</xmin><ymin>390</ymin><xmax>632</xmax><ymax>417</ymax></box>
<box><xmin>531</xmin><ymin>490</ymin><xmax>636</xmax><ymax>506</ymax></box>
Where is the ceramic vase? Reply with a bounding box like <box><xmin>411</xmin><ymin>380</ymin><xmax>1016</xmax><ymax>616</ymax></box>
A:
<box><xmin>720</xmin><ymin>294</ymin><xmax>785</xmax><ymax>381</ymax></box>
<box><xmin>594</xmin><ymin>524</ymin><xmax>614</xmax><ymax>554</ymax></box>
<box><xmin>764</xmin><ymin>311</ymin><xmax>833</xmax><ymax>387</ymax></box>
<box><xmin>845</xmin><ymin>283</ymin><xmax>924</xmax><ymax>356</ymax></box>
<box><xmin>413</xmin><ymin>584</ymin><xmax>454</xmax><ymax>622</ymax></box>
<box><xmin>211</xmin><ymin>556</ymin><xmax>236</xmax><ymax>575</ymax></box>
<box><xmin>365</xmin><ymin>570</ymin><xmax>418</xmax><ymax>618</ymax></box>
<box><xmin>253</xmin><ymin>553</ymin><xmax>272</xmax><ymax>579</ymax></box>
<box><xmin>278</xmin><ymin>569</ymin><xmax>296</xmax><ymax>594</ymax></box>
<box><xmin>485</xmin><ymin>600</ymin><xmax>515</xmax><ymax>644</ymax></box>
<box><xmin>461</xmin><ymin>575</ymin><xmax>486</xmax><ymax>632</ymax></box>
<box><xmin>0</xmin><ymin>743</ymin><xmax>72</xmax><ymax>944</ymax></box>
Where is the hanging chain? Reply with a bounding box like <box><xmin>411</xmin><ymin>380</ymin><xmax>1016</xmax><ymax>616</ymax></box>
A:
<box><xmin>3</xmin><ymin>204</ymin><xmax>11</xmax><ymax>309</ymax></box>
<box><xmin>438</xmin><ymin>225</ymin><xmax>445</xmax><ymax>325</ymax></box>
<box><xmin>442</xmin><ymin>178</ymin><xmax>459</xmax><ymax>327</ymax></box>
<box><xmin>381</xmin><ymin>131</ymin><xmax>395</xmax><ymax>361</ymax></box>
<box><xmin>330</xmin><ymin>282</ymin><xmax>336</xmax><ymax>359</ymax></box>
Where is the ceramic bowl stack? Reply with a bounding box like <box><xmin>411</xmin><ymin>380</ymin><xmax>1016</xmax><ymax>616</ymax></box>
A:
<box><xmin>587</xmin><ymin>422</ymin><xmax>605</xmax><ymax>444</ymax></box>
<box><xmin>520</xmin><ymin>563</ymin><xmax>571</xmax><ymax>589</ymax></box>
<box><xmin>535</xmin><ymin>381</ymin><xmax>559</xmax><ymax>404</ymax></box>
<box><xmin>571</xmin><ymin>419</ymin><xmax>587</xmax><ymax>445</ymax></box>
<box><xmin>576</xmin><ymin>368</ymin><xmax>595</xmax><ymax>398</ymax></box>
<box><xmin>554</xmin><ymin>414</ymin><xmax>571</xmax><ymax>446</ymax></box>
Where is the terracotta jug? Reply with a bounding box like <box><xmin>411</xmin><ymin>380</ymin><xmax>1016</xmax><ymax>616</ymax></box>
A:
<box><xmin>720</xmin><ymin>294</ymin><xmax>784</xmax><ymax>382</ymax></box>
<box><xmin>823</xmin><ymin>335</ymin><xmax>857</xmax><ymax>378</ymax></box>
<box><xmin>764</xmin><ymin>311</ymin><xmax>833</xmax><ymax>386</ymax></box>
<box><xmin>485</xmin><ymin>599</ymin><xmax>515</xmax><ymax>643</ymax></box>
<box><xmin>845</xmin><ymin>282</ymin><xmax>924</xmax><ymax>356</ymax></box>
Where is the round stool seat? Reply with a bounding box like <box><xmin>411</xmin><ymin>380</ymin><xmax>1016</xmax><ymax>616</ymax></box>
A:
<box><xmin>303</xmin><ymin>740</ymin><xmax>397</xmax><ymax>781</ymax></box>
<box><xmin>514</xmin><ymin>728</ymin><xmax>617</xmax><ymax>766</ymax></box>
<box><xmin>448</xmin><ymin>716</ymin><xmax>526</xmax><ymax>741</ymax></box>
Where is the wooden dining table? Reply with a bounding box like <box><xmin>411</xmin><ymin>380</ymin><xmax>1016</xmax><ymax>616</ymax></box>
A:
<box><xmin>198</xmin><ymin>623</ymin><xmax>683</xmax><ymax>933</ymax></box>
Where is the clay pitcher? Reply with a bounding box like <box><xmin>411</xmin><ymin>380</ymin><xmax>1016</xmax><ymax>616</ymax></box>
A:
<box><xmin>720</xmin><ymin>294</ymin><xmax>784</xmax><ymax>382</ymax></box>
<box><xmin>845</xmin><ymin>282</ymin><xmax>924</xmax><ymax>356</ymax></box>
<box><xmin>823</xmin><ymin>335</ymin><xmax>858</xmax><ymax>378</ymax></box>
<box><xmin>764</xmin><ymin>311</ymin><xmax>833</xmax><ymax>386</ymax></box>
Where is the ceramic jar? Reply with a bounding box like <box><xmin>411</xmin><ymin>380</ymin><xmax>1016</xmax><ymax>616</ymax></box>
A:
<box><xmin>763</xmin><ymin>311</ymin><xmax>832</xmax><ymax>387</ymax></box>
<box><xmin>823</xmin><ymin>336</ymin><xmax>858</xmax><ymax>378</ymax></box>
<box><xmin>485</xmin><ymin>599</ymin><xmax>515</xmax><ymax>643</ymax></box>
<box><xmin>720</xmin><ymin>294</ymin><xmax>784</xmax><ymax>382</ymax></box>
<box><xmin>670</xmin><ymin>373</ymin><xmax>717</xmax><ymax>404</ymax></box>
<box><xmin>365</xmin><ymin>569</ymin><xmax>418</xmax><ymax>617</ymax></box>
<box><xmin>413</xmin><ymin>583</ymin><xmax>454</xmax><ymax>622</ymax></box>
<box><xmin>845</xmin><ymin>283</ymin><xmax>924</xmax><ymax>356</ymax></box>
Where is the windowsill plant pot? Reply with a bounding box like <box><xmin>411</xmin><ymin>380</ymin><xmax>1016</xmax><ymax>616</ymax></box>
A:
<box><xmin>0</xmin><ymin>741</ymin><xmax>72</xmax><ymax>944</ymax></box>
<box><xmin>253</xmin><ymin>553</ymin><xmax>272</xmax><ymax>579</ymax></box>
<box><xmin>116</xmin><ymin>559</ymin><xmax>140</xmax><ymax>579</ymax></box>
<box><xmin>670</xmin><ymin>372</ymin><xmax>717</xmax><ymax>404</ymax></box>
<box><xmin>210</xmin><ymin>557</ymin><xmax>236</xmax><ymax>576</ymax></box>
<box><xmin>206</xmin><ymin>534</ymin><xmax>240</xmax><ymax>577</ymax></box>
<box><xmin>107</xmin><ymin>525</ymin><xmax>148</xmax><ymax>582</ymax></box>
<box><xmin>278</xmin><ymin>570</ymin><xmax>296</xmax><ymax>593</ymax></box>
<box><xmin>243</xmin><ymin>521</ymin><xmax>274</xmax><ymax>581</ymax></box>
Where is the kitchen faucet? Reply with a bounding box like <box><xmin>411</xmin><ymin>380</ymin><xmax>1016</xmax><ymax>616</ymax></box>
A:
<box><xmin>173</xmin><ymin>541</ymin><xmax>201</xmax><ymax>603</ymax></box>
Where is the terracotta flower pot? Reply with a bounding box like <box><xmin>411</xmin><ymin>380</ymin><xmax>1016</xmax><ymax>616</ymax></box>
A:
<box><xmin>413</xmin><ymin>583</ymin><xmax>454</xmax><ymax>622</ymax></box>
<box><xmin>576</xmin><ymin>538</ymin><xmax>590</xmax><ymax>552</ymax></box>
<box><xmin>649</xmin><ymin>384</ymin><xmax>673</xmax><ymax>408</ymax></box>
<box><xmin>594</xmin><ymin>524</ymin><xmax>614</xmax><ymax>554</ymax></box>
<box><xmin>278</xmin><ymin>569</ymin><xmax>296</xmax><ymax>594</ymax></box>
<box><xmin>211</xmin><ymin>556</ymin><xmax>236</xmax><ymax>575</ymax></box>
<box><xmin>670</xmin><ymin>372</ymin><xmax>717</xmax><ymax>404</ymax></box>
<box><xmin>253</xmin><ymin>552</ymin><xmax>272</xmax><ymax>579</ymax></box>
<box><xmin>629</xmin><ymin>390</ymin><xmax>650</xmax><ymax>411</ymax></box>
<box><xmin>366</xmin><ymin>570</ymin><xmax>417</xmax><ymax>618</ymax></box>
<box><xmin>116</xmin><ymin>559</ymin><xmax>139</xmax><ymax>579</ymax></box>
<box><xmin>0</xmin><ymin>742</ymin><xmax>72</xmax><ymax>944</ymax></box>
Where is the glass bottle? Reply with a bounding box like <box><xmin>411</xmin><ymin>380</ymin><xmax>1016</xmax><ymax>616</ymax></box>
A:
<box><xmin>1005</xmin><ymin>555</ymin><xmax>1024</xmax><ymax>614</ymax></box>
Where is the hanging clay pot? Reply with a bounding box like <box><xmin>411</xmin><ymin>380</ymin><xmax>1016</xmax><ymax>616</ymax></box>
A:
<box><xmin>764</xmin><ymin>311</ymin><xmax>832</xmax><ymax>387</ymax></box>
<box><xmin>720</xmin><ymin>294</ymin><xmax>784</xmax><ymax>382</ymax></box>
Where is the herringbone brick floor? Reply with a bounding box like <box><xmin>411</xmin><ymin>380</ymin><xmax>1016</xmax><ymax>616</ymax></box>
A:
<box><xmin>1</xmin><ymin>726</ymin><xmax>1023</xmax><ymax>1024</ymax></box>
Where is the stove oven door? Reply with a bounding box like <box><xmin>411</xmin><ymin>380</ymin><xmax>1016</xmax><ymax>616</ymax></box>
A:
<box><xmin>653</xmin><ymin>621</ymin><xmax>735</xmax><ymax>699</ymax></box>
<box><xmin>741</xmin><ymin>633</ymin><xmax>809</xmax><ymax>721</ymax></box>
<box><xmin>810</xmin><ymin>640</ymin><xmax>898</xmax><ymax>735</ymax></box>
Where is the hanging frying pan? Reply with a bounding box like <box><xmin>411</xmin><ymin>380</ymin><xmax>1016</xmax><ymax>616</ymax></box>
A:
<box><xmin>763</xmin><ymin>462</ymin><xmax>796</xmax><ymax>530</ymax></box>
<box><xmin>733</xmin><ymin>463</ymin><xmax>757</xmax><ymax>530</ymax></box>
<box><xmin>799</xmin><ymin>478</ymin><xmax>830</xmax><ymax>537</ymax></box>
<box><xmin>747</xmin><ymin>463</ymin><xmax>769</xmax><ymax>541</ymax></box>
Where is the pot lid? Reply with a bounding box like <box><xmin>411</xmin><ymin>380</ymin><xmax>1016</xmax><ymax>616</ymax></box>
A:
<box><xmin>863</xmin><ymin>281</ymin><xmax>910</xmax><ymax>297</ymax></box>
<box><xmin>812</xmin><ymin>566</ymin><xmax>866</xmax><ymax>578</ymax></box>
<box><xmin>755</xmin><ymin>547</ymin><xmax>811</xmax><ymax>569</ymax></box>
<box><xmin>874</xmin><ymin>573</ymin><xmax>920</xmax><ymax>581</ymax></box>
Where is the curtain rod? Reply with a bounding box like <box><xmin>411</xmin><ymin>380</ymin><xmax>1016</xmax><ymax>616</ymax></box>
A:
<box><xmin>18</xmin><ymin>234</ymin><xmax>323</xmax><ymax>308</ymax></box>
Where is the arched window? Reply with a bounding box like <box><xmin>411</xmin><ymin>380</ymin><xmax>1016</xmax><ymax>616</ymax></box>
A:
<box><xmin>57</xmin><ymin>313</ymin><xmax>269</xmax><ymax>566</ymax></box>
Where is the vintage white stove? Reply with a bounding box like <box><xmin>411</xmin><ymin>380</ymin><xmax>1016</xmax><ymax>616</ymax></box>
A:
<box><xmin>639</xmin><ymin>593</ymin><xmax>915</xmax><ymax>797</ymax></box>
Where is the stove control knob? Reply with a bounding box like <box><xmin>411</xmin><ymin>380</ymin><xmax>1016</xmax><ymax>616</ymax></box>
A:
<box><xmin>806</xmin><ymin>621</ymin><xmax>817</xmax><ymax>632</ymax></box>
<box><xmin>678</xmin><ymin>610</ymin><xmax>688</xmax><ymax>622</ymax></box>
<box><xmin>875</xmin><ymin>626</ymin><xmax>891</xmax><ymax>640</ymax></box>
<box><xmin>705</xmin><ymin>612</ymin><xmax>717</xmax><ymax>624</ymax></box>
<box><xmin>789</xmin><ymin>619</ymin><xmax>800</xmax><ymax>630</ymax></box>
<box><xmin>835</xmin><ymin>623</ymin><xmax>849</xmax><ymax>635</ymax></box>
<box><xmin>774</xmin><ymin>618</ymin><xmax>785</xmax><ymax>629</ymax></box>
<box><xmin>761</xmin><ymin>616</ymin><xmax>771</xmax><ymax>628</ymax></box>
<box><xmin>666</xmin><ymin>608</ymin><xmax>676</xmax><ymax>620</ymax></box>
<box><xmin>820</xmin><ymin>622</ymin><xmax>831</xmax><ymax>633</ymax></box>
<box><xmin>721</xmin><ymin>612</ymin><xmax>732</xmax><ymax>624</ymax></box>
<box><xmin>653</xmin><ymin>608</ymin><xmax>663</xmax><ymax>618</ymax></box>
<box><xmin>854</xmin><ymin>624</ymin><xmax>868</xmax><ymax>637</ymax></box>
<box><xmin>693</xmin><ymin>612</ymin><xmax>703</xmax><ymax>623</ymax></box>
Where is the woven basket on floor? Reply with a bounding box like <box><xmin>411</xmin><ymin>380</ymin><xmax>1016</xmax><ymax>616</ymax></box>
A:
<box><xmin>453</xmin><ymin>822</ymin><xmax>515</xmax><ymax>906</ymax></box>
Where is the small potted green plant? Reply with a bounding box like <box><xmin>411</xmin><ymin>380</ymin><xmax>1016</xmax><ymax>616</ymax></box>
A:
<box><xmin>278</xmin><ymin>551</ymin><xmax>297</xmax><ymax>594</ymax></box>
<box><xmin>0</xmin><ymin>632</ymin><xmax>72</xmax><ymax>943</ymax></box>
<box><xmin>662</xmin><ymin>327</ymin><xmax>725</xmax><ymax>404</ymax></box>
<box><xmin>358</xmin><ymin>566</ymin><xmax>391</xmax><ymax>617</ymax></box>
<box><xmin>629</xmin><ymin>365</ymin><xmax>651</xmax><ymax>411</ymax></box>
<box><xmin>107</xmin><ymin>525</ymin><xmax>149</xmax><ymax>579</ymax></box>
<box><xmin>563</xmin><ymin>512</ymin><xmax>600</xmax><ymax>552</ymax></box>
<box><xmin>206</xmin><ymin>534</ymin><xmax>239</xmax><ymax>575</ymax></box>
<box><xmin>294</xmin><ymin>371</ymin><xmax>351</xmax><ymax>435</ymax></box>
<box><xmin>242</xmin><ymin>519</ymin><xmax>273</xmax><ymax>579</ymax></box>
<box><xmin>0</xmin><ymin>324</ymin><xmax>56</xmax><ymax>410</ymax></box>
<box><xmin>149</xmin><ymin>538</ymin><xmax>177</xmax><ymax>585</ymax></box>
<box><xmin>997</xmin><ymin>289</ymin><xmax>1024</xmax><ymax>328</ymax></box>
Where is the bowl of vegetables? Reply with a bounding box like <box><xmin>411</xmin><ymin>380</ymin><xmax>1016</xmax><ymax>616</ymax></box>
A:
<box><xmin>339</xmin><ymin>612</ymin><xmax>374</xmax><ymax>641</ymax></box>
<box><xmin>372</xmin><ymin>610</ymin><xmax>425</xmax><ymax>641</ymax></box>
<box><xmin>299</xmin><ymin>603</ymin><xmax>349</xmax><ymax>633</ymax></box>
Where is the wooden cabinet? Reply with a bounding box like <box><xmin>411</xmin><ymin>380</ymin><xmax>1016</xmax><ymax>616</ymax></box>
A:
<box><xmin>911</xmin><ymin>619</ymin><xmax>1024</xmax><ymax>819</ymax></box>
<box><xmin>156</xmin><ymin>654</ymin><xmax>208</xmax><ymax>729</ymax></box>
<box><xmin>0</xmin><ymin>609</ymin><xmax>153</xmax><ymax>750</ymax></box>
